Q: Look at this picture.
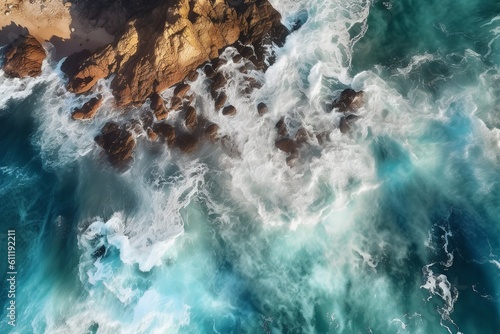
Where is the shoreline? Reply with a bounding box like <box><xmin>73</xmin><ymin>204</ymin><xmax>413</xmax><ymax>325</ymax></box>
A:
<box><xmin>0</xmin><ymin>0</ymin><xmax>113</xmax><ymax>59</ymax></box>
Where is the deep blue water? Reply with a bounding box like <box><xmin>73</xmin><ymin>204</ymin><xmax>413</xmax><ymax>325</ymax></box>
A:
<box><xmin>1</xmin><ymin>0</ymin><xmax>500</xmax><ymax>333</ymax></box>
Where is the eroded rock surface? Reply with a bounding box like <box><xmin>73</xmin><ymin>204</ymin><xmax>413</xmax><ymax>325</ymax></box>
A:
<box><xmin>62</xmin><ymin>0</ymin><xmax>288</xmax><ymax>107</ymax></box>
<box><xmin>2</xmin><ymin>34</ymin><xmax>45</xmax><ymax>78</ymax></box>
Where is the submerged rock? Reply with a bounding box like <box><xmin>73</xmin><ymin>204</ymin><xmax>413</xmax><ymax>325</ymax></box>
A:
<box><xmin>332</xmin><ymin>88</ymin><xmax>365</xmax><ymax>112</ymax></box>
<box><xmin>205</xmin><ymin>123</ymin><xmax>220</xmax><ymax>142</ymax></box>
<box><xmin>275</xmin><ymin>138</ymin><xmax>297</xmax><ymax>154</ymax></box>
<box><xmin>72</xmin><ymin>95</ymin><xmax>103</xmax><ymax>120</ymax></box>
<box><xmin>339</xmin><ymin>114</ymin><xmax>361</xmax><ymax>134</ymax></box>
<box><xmin>152</xmin><ymin>122</ymin><xmax>176</xmax><ymax>146</ymax></box>
<box><xmin>275</xmin><ymin>117</ymin><xmax>288</xmax><ymax>137</ymax></box>
<box><xmin>176</xmin><ymin>134</ymin><xmax>198</xmax><ymax>153</ymax></box>
<box><xmin>2</xmin><ymin>34</ymin><xmax>46</xmax><ymax>78</ymax></box>
<box><xmin>95</xmin><ymin>122</ymin><xmax>136</xmax><ymax>168</ymax></box>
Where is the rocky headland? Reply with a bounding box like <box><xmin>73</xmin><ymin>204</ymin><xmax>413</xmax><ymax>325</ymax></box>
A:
<box><xmin>1</xmin><ymin>0</ymin><xmax>365</xmax><ymax>169</ymax></box>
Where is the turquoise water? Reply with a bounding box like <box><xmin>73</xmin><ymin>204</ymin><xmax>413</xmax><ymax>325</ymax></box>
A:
<box><xmin>1</xmin><ymin>0</ymin><xmax>500</xmax><ymax>333</ymax></box>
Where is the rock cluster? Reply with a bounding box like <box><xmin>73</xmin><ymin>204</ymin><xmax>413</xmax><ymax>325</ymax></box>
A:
<box><xmin>62</xmin><ymin>0</ymin><xmax>288</xmax><ymax>107</ymax></box>
<box><xmin>332</xmin><ymin>88</ymin><xmax>365</xmax><ymax>134</ymax></box>
<box><xmin>2</xmin><ymin>34</ymin><xmax>45</xmax><ymax>77</ymax></box>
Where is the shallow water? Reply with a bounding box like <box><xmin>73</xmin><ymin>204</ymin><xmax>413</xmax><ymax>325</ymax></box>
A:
<box><xmin>1</xmin><ymin>0</ymin><xmax>500</xmax><ymax>333</ymax></box>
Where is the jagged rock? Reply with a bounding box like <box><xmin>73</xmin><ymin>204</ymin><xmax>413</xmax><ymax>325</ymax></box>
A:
<box><xmin>95</xmin><ymin>122</ymin><xmax>136</xmax><ymax>168</ymax></box>
<box><xmin>152</xmin><ymin>122</ymin><xmax>176</xmax><ymax>146</ymax></box>
<box><xmin>2</xmin><ymin>35</ymin><xmax>46</xmax><ymax>78</ymax></box>
<box><xmin>170</xmin><ymin>96</ymin><xmax>183</xmax><ymax>111</ymax></box>
<box><xmin>211</xmin><ymin>72</ymin><xmax>227</xmax><ymax>91</ymax></box>
<box><xmin>205</xmin><ymin>123</ymin><xmax>219</xmax><ymax>141</ymax></box>
<box><xmin>332</xmin><ymin>89</ymin><xmax>365</xmax><ymax>112</ymax></box>
<box><xmin>339</xmin><ymin>114</ymin><xmax>361</xmax><ymax>134</ymax></box>
<box><xmin>140</xmin><ymin>111</ymin><xmax>154</xmax><ymax>130</ymax></box>
<box><xmin>222</xmin><ymin>105</ymin><xmax>236</xmax><ymax>116</ymax></box>
<box><xmin>185</xmin><ymin>70</ymin><xmax>199</xmax><ymax>82</ymax></box>
<box><xmin>275</xmin><ymin>138</ymin><xmax>297</xmax><ymax>154</ymax></box>
<box><xmin>62</xmin><ymin>0</ymin><xmax>288</xmax><ymax>106</ymax></box>
<box><xmin>275</xmin><ymin>118</ymin><xmax>288</xmax><ymax>137</ymax></box>
<box><xmin>72</xmin><ymin>95</ymin><xmax>103</xmax><ymax>120</ymax></box>
<box><xmin>176</xmin><ymin>134</ymin><xmax>198</xmax><ymax>153</ymax></box>
<box><xmin>184</xmin><ymin>106</ymin><xmax>197</xmax><ymax>131</ymax></box>
<box><xmin>215</xmin><ymin>92</ymin><xmax>227</xmax><ymax>110</ymax></box>
<box><xmin>150</xmin><ymin>92</ymin><xmax>169</xmax><ymax>120</ymax></box>
<box><xmin>174</xmin><ymin>83</ymin><xmax>191</xmax><ymax>98</ymax></box>
<box><xmin>204</xmin><ymin>64</ymin><xmax>216</xmax><ymax>79</ymax></box>
<box><xmin>146</xmin><ymin>128</ymin><xmax>158</xmax><ymax>142</ymax></box>
<box><xmin>257</xmin><ymin>102</ymin><xmax>268</xmax><ymax>115</ymax></box>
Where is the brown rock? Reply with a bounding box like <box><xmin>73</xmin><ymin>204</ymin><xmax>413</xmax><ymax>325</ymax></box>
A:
<box><xmin>222</xmin><ymin>105</ymin><xmax>236</xmax><ymax>116</ymax></box>
<box><xmin>205</xmin><ymin>123</ymin><xmax>219</xmax><ymax>142</ymax></box>
<box><xmin>204</xmin><ymin>64</ymin><xmax>216</xmax><ymax>79</ymax></box>
<box><xmin>170</xmin><ymin>96</ymin><xmax>182</xmax><ymax>110</ymax></box>
<box><xmin>152</xmin><ymin>122</ymin><xmax>176</xmax><ymax>146</ymax></box>
<box><xmin>214</xmin><ymin>92</ymin><xmax>227</xmax><ymax>110</ymax></box>
<box><xmin>211</xmin><ymin>72</ymin><xmax>227</xmax><ymax>91</ymax></box>
<box><xmin>150</xmin><ymin>93</ymin><xmax>169</xmax><ymax>120</ymax></box>
<box><xmin>186</xmin><ymin>70</ymin><xmax>199</xmax><ymax>82</ymax></box>
<box><xmin>184</xmin><ymin>106</ymin><xmax>197</xmax><ymax>131</ymax></box>
<box><xmin>146</xmin><ymin>128</ymin><xmax>158</xmax><ymax>142</ymax></box>
<box><xmin>257</xmin><ymin>102</ymin><xmax>268</xmax><ymax>115</ymax></box>
<box><xmin>211</xmin><ymin>58</ymin><xmax>226</xmax><ymax>71</ymax></box>
<box><xmin>332</xmin><ymin>89</ymin><xmax>365</xmax><ymax>112</ymax></box>
<box><xmin>62</xmin><ymin>0</ymin><xmax>288</xmax><ymax>107</ymax></box>
<box><xmin>2</xmin><ymin>35</ymin><xmax>46</xmax><ymax>78</ymax></box>
<box><xmin>275</xmin><ymin>118</ymin><xmax>288</xmax><ymax>137</ymax></box>
<box><xmin>275</xmin><ymin>138</ymin><xmax>297</xmax><ymax>154</ymax></box>
<box><xmin>176</xmin><ymin>134</ymin><xmax>198</xmax><ymax>153</ymax></box>
<box><xmin>174</xmin><ymin>83</ymin><xmax>190</xmax><ymax>98</ymax></box>
<box><xmin>72</xmin><ymin>95</ymin><xmax>103</xmax><ymax>120</ymax></box>
<box><xmin>95</xmin><ymin>122</ymin><xmax>136</xmax><ymax>168</ymax></box>
<box><xmin>232</xmin><ymin>54</ymin><xmax>242</xmax><ymax>63</ymax></box>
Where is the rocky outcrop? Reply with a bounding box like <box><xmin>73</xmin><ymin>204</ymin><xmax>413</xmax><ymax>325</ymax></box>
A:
<box><xmin>72</xmin><ymin>95</ymin><xmax>103</xmax><ymax>120</ymax></box>
<box><xmin>332</xmin><ymin>88</ymin><xmax>365</xmax><ymax>112</ymax></box>
<box><xmin>339</xmin><ymin>114</ymin><xmax>361</xmax><ymax>134</ymax></box>
<box><xmin>2</xmin><ymin>34</ymin><xmax>46</xmax><ymax>78</ymax></box>
<box><xmin>62</xmin><ymin>0</ymin><xmax>288</xmax><ymax>107</ymax></box>
<box><xmin>94</xmin><ymin>122</ymin><xmax>136</xmax><ymax>168</ymax></box>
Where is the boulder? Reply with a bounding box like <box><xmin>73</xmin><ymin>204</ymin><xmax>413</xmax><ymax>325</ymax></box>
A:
<box><xmin>339</xmin><ymin>114</ymin><xmax>361</xmax><ymax>134</ymax></box>
<box><xmin>257</xmin><ymin>102</ymin><xmax>268</xmax><ymax>115</ymax></box>
<box><xmin>184</xmin><ymin>106</ymin><xmax>198</xmax><ymax>131</ymax></box>
<box><xmin>295</xmin><ymin>127</ymin><xmax>308</xmax><ymax>144</ymax></box>
<box><xmin>275</xmin><ymin>138</ymin><xmax>297</xmax><ymax>154</ymax></box>
<box><xmin>222</xmin><ymin>105</ymin><xmax>236</xmax><ymax>116</ymax></box>
<box><xmin>149</xmin><ymin>92</ymin><xmax>169</xmax><ymax>120</ymax></box>
<box><xmin>275</xmin><ymin>117</ymin><xmax>288</xmax><ymax>137</ymax></box>
<box><xmin>2</xmin><ymin>35</ymin><xmax>46</xmax><ymax>78</ymax></box>
<box><xmin>152</xmin><ymin>122</ymin><xmax>176</xmax><ymax>146</ymax></box>
<box><xmin>174</xmin><ymin>83</ymin><xmax>191</xmax><ymax>98</ymax></box>
<box><xmin>205</xmin><ymin>123</ymin><xmax>219</xmax><ymax>142</ymax></box>
<box><xmin>332</xmin><ymin>88</ymin><xmax>365</xmax><ymax>112</ymax></box>
<box><xmin>72</xmin><ymin>95</ymin><xmax>103</xmax><ymax>120</ymax></box>
<box><xmin>214</xmin><ymin>92</ymin><xmax>227</xmax><ymax>110</ymax></box>
<box><xmin>94</xmin><ymin>122</ymin><xmax>136</xmax><ymax>168</ymax></box>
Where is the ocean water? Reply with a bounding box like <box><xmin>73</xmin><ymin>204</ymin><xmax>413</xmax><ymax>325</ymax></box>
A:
<box><xmin>1</xmin><ymin>0</ymin><xmax>499</xmax><ymax>333</ymax></box>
